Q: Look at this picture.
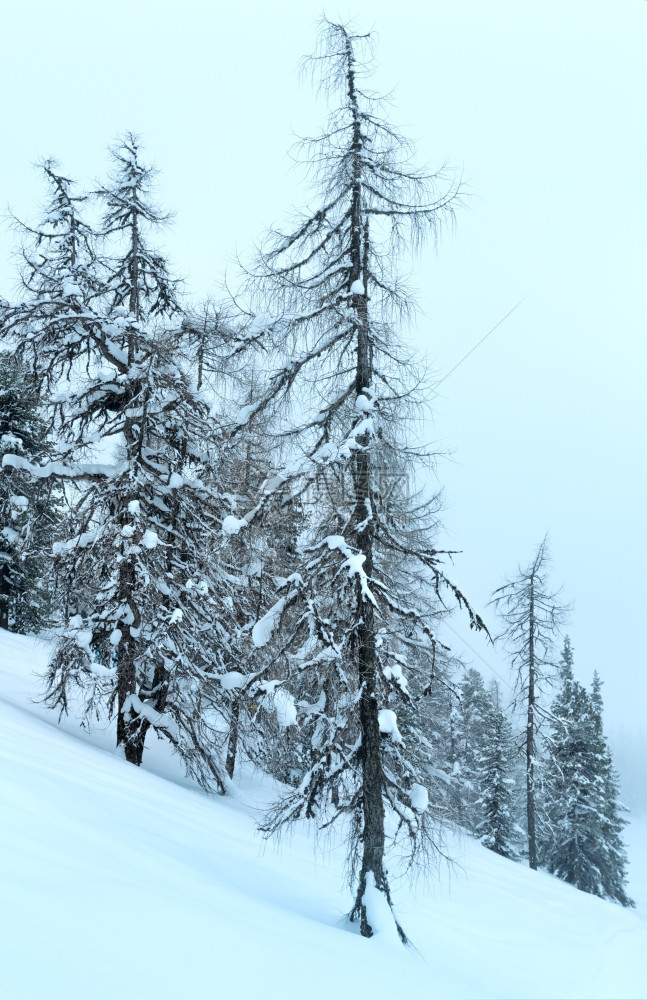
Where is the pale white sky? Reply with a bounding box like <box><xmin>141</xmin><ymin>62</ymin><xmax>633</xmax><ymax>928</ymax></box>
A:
<box><xmin>1</xmin><ymin>0</ymin><xmax>645</xmax><ymax>800</ymax></box>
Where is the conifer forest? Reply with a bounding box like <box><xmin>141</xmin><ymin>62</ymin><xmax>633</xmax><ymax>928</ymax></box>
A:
<box><xmin>0</xmin><ymin>17</ymin><xmax>635</xmax><ymax>953</ymax></box>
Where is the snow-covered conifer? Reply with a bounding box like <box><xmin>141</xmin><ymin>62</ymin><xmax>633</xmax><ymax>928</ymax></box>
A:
<box><xmin>475</xmin><ymin>683</ymin><xmax>519</xmax><ymax>859</ymax></box>
<box><xmin>450</xmin><ymin>667</ymin><xmax>492</xmax><ymax>832</ymax></box>
<box><xmin>0</xmin><ymin>143</ymin><xmax>249</xmax><ymax>788</ymax></box>
<box><xmin>236</xmin><ymin>21</ymin><xmax>482</xmax><ymax>940</ymax></box>
<box><xmin>540</xmin><ymin>641</ymin><xmax>633</xmax><ymax>905</ymax></box>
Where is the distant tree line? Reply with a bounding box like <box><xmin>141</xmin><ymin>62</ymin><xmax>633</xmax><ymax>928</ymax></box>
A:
<box><xmin>416</xmin><ymin>624</ymin><xmax>632</xmax><ymax>907</ymax></box>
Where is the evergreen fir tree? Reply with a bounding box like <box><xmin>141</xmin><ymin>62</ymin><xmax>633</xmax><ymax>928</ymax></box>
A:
<box><xmin>451</xmin><ymin>667</ymin><xmax>492</xmax><ymax>833</ymax></box>
<box><xmin>475</xmin><ymin>684</ymin><xmax>519</xmax><ymax>859</ymax></box>
<box><xmin>589</xmin><ymin>672</ymin><xmax>633</xmax><ymax>907</ymax></box>
<box><xmin>540</xmin><ymin>639</ymin><xmax>634</xmax><ymax>905</ymax></box>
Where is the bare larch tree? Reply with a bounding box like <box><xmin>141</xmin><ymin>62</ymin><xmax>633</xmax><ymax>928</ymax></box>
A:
<box><xmin>491</xmin><ymin>537</ymin><xmax>570</xmax><ymax>869</ymax></box>
<box><xmin>233</xmin><ymin>20</ymin><xmax>483</xmax><ymax>940</ymax></box>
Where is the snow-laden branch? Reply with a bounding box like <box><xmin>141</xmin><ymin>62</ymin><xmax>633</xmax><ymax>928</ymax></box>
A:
<box><xmin>121</xmin><ymin>693</ymin><xmax>180</xmax><ymax>741</ymax></box>
<box><xmin>324</xmin><ymin>534</ymin><xmax>376</xmax><ymax>605</ymax></box>
<box><xmin>2</xmin><ymin>453</ymin><xmax>119</xmax><ymax>480</ymax></box>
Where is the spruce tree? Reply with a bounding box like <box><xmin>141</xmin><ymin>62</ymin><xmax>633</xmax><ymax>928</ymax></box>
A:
<box><xmin>540</xmin><ymin>640</ymin><xmax>633</xmax><ymax>905</ymax></box>
<box><xmin>451</xmin><ymin>667</ymin><xmax>492</xmax><ymax>833</ymax></box>
<box><xmin>234</xmin><ymin>20</ymin><xmax>482</xmax><ymax>940</ymax></box>
<box><xmin>589</xmin><ymin>672</ymin><xmax>633</xmax><ymax>906</ymax></box>
<box><xmin>475</xmin><ymin>683</ymin><xmax>518</xmax><ymax>859</ymax></box>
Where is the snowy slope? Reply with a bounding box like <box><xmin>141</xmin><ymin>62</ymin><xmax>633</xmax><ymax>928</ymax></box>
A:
<box><xmin>1</xmin><ymin>629</ymin><xmax>645</xmax><ymax>1000</ymax></box>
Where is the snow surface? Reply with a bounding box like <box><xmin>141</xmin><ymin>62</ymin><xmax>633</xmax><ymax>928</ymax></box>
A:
<box><xmin>62</xmin><ymin>279</ymin><xmax>82</xmax><ymax>298</ymax></box>
<box><xmin>251</xmin><ymin>596</ymin><xmax>286</xmax><ymax>647</ymax></box>
<box><xmin>409</xmin><ymin>782</ymin><xmax>429</xmax><ymax>813</ymax></box>
<box><xmin>355</xmin><ymin>393</ymin><xmax>374</xmax><ymax>413</ymax></box>
<box><xmin>141</xmin><ymin>528</ymin><xmax>160</xmax><ymax>549</ymax></box>
<box><xmin>362</xmin><ymin>872</ymin><xmax>403</xmax><ymax>946</ymax></box>
<box><xmin>220</xmin><ymin>670</ymin><xmax>246</xmax><ymax>690</ymax></box>
<box><xmin>0</xmin><ymin>629</ymin><xmax>646</xmax><ymax>1000</ymax></box>
<box><xmin>263</xmin><ymin>684</ymin><xmax>297</xmax><ymax>727</ymax></box>
<box><xmin>222</xmin><ymin>514</ymin><xmax>248</xmax><ymax>536</ymax></box>
<box><xmin>378</xmin><ymin>707</ymin><xmax>403</xmax><ymax>743</ymax></box>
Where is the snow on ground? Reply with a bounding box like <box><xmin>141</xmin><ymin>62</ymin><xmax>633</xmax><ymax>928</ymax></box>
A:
<box><xmin>1</xmin><ymin>629</ymin><xmax>645</xmax><ymax>1000</ymax></box>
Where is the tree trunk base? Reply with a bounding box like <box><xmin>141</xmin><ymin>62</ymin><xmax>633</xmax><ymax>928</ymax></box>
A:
<box><xmin>118</xmin><ymin>714</ymin><xmax>148</xmax><ymax>766</ymax></box>
<box><xmin>225</xmin><ymin>699</ymin><xmax>240</xmax><ymax>780</ymax></box>
<box><xmin>350</xmin><ymin>867</ymin><xmax>407</xmax><ymax>943</ymax></box>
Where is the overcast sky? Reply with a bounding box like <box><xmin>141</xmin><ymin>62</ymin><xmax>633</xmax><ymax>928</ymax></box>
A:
<box><xmin>2</xmin><ymin>0</ymin><xmax>645</xmax><ymax>803</ymax></box>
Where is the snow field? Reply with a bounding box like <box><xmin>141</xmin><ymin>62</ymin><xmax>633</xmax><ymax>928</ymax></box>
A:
<box><xmin>0</xmin><ymin>629</ymin><xmax>645</xmax><ymax>1000</ymax></box>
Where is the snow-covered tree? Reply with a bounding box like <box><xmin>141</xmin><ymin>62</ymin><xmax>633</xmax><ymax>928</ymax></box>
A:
<box><xmin>491</xmin><ymin>538</ymin><xmax>569</xmax><ymax>869</ymax></box>
<box><xmin>424</xmin><ymin>666</ymin><xmax>519</xmax><ymax>855</ymax></box>
<box><xmin>95</xmin><ymin>135</ymin><xmax>181</xmax><ymax>323</ymax></box>
<box><xmin>449</xmin><ymin>667</ymin><xmax>493</xmax><ymax>832</ymax></box>
<box><xmin>234</xmin><ymin>20</ymin><xmax>482</xmax><ymax>940</ymax></box>
<box><xmin>394</xmin><ymin>648</ymin><xmax>462</xmax><ymax>828</ymax></box>
<box><xmin>589</xmin><ymin>672</ymin><xmax>633</xmax><ymax>906</ymax></box>
<box><xmin>0</xmin><ymin>352</ymin><xmax>59</xmax><ymax>631</ymax></box>
<box><xmin>540</xmin><ymin>641</ymin><xmax>633</xmax><ymax>905</ymax></box>
<box><xmin>475</xmin><ymin>682</ymin><xmax>519</xmax><ymax>859</ymax></box>
<box><xmin>218</xmin><ymin>387</ymin><xmax>305</xmax><ymax>782</ymax></box>
<box><xmin>0</xmin><ymin>143</ymin><xmax>252</xmax><ymax>788</ymax></box>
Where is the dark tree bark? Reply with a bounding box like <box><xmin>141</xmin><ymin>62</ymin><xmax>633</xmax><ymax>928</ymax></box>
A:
<box><xmin>526</xmin><ymin>586</ymin><xmax>537</xmax><ymax>870</ymax></box>
<box><xmin>225</xmin><ymin>698</ymin><xmax>241</xmax><ymax>779</ymax></box>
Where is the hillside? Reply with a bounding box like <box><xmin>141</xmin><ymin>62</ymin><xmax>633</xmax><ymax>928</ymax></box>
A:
<box><xmin>1</xmin><ymin>629</ymin><xmax>645</xmax><ymax>1000</ymax></box>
